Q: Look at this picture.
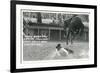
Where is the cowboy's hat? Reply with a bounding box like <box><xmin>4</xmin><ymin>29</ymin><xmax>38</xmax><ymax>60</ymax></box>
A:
<box><xmin>56</xmin><ymin>44</ymin><xmax>62</xmax><ymax>49</ymax></box>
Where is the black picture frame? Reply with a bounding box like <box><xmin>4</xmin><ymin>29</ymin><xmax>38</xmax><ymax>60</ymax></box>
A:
<box><xmin>10</xmin><ymin>0</ymin><xmax>97</xmax><ymax>73</ymax></box>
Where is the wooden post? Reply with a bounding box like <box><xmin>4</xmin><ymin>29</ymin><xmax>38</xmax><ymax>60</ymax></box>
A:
<box><xmin>38</xmin><ymin>28</ymin><xmax>39</xmax><ymax>35</ymax></box>
<box><xmin>48</xmin><ymin>29</ymin><xmax>50</xmax><ymax>40</ymax></box>
<box><xmin>59</xmin><ymin>30</ymin><xmax>61</xmax><ymax>40</ymax></box>
<box><xmin>84</xmin><ymin>32</ymin><xmax>87</xmax><ymax>40</ymax></box>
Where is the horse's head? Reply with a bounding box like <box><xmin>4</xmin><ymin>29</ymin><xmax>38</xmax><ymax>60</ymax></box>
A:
<box><xmin>63</xmin><ymin>18</ymin><xmax>72</xmax><ymax>37</ymax></box>
<box><xmin>63</xmin><ymin>18</ymin><xmax>72</xmax><ymax>30</ymax></box>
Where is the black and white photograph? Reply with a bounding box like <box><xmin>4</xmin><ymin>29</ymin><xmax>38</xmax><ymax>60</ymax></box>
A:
<box><xmin>11</xmin><ymin>1</ymin><xmax>97</xmax><ymax>72</ymax></box>
<box><xmin>23</xmin><ymin>11</ymin><xmax>89</xmax><ymax>61</ymax></box>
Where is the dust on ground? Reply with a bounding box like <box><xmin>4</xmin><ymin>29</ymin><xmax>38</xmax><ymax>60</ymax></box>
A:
<box><xmin>23</xmin><ymin>41</ymin><xmax>89</xmax><ymax>61</ymax></box>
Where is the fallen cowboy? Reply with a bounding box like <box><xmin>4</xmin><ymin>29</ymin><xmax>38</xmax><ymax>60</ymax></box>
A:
<box><xmin>56</xmin><ymin>44</ymin><xmax>74</xmax><ymax>57</ymax></box>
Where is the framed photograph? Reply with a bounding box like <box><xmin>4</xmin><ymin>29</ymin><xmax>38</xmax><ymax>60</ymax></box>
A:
<box><xmin>10</xmin><ymin>0</ymin><xmax>97</xmax><ymax>72</ymax></box>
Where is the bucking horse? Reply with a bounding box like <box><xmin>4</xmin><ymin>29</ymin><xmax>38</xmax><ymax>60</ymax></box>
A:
<box><xmin>63</xmin><ymin>15</ymin><xmax>84</xmax><ymax>45</ymax></box>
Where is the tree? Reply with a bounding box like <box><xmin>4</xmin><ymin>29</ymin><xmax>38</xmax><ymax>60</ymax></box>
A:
<box><xmin>37</xmin><ymin>12</ymin><xmax>42</xmax><ymax>23</ymax></box>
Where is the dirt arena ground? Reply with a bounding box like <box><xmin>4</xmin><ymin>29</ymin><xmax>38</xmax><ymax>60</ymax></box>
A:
<box><xmin>23</xmin><ymin>41</ymin><xmax>89</xmax><ymax>61</ymax></box>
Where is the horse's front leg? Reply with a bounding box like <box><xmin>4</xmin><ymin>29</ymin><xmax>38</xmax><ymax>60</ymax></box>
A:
<box><xmin>70</xmin><ymin>32</ymin><xmax>73</xmax><ymax>44</ymax></box>
<box><xmin>65</xmin><ymin>31</ymin><xmax>68</xmax><ymax>45</ymax></box>
<box><xmin>66</xmin><ymin>38</ymin><xmax>68</xmax><ymax>45</ymax></box>
<box><xmin>70</xmin><ymin>34</ymin><xmax>74</xmax><ymax>44</ymax></box>
<box><xmin>69</xmin><ymin>33</ymin><xmax>72</xmax><ymax>44</ymax></box>
<box><xmin>66</xmin><ymin>30</ymin><xmax>70</xmax><ymax>45</ymax></box>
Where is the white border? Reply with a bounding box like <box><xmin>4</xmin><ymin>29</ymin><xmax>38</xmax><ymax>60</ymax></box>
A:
<box><xmin>16</xmin><ymin>4</ymin><xmax>94</xmax><ymax>69</ymax></box>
